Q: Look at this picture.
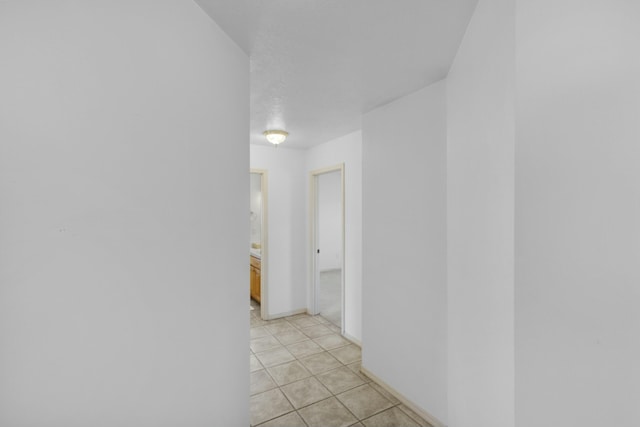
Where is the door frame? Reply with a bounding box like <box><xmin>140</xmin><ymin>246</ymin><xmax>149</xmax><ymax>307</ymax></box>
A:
<box><xmin>309</xmin><ymin>163</ymin><xmax>345</xmax><ymax>334</ymax></box>
<box><xmin>251</xmin><ymin>169</ymin><xmax>268</xmax><ymax>320</ymax></box>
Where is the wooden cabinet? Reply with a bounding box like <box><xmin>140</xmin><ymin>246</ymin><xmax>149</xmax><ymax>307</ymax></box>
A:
<box><xmin>250</xmin><ymin>256</ymin><xmax>261</xmax><ymax>303</ymax></box>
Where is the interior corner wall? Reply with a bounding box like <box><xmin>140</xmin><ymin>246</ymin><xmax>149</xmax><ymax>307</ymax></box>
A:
<box><xmin>362</xmin><ymin>82</ymin><xmax>447</xmax><ymax>423</ymax></box>
<box><xmin>515</xmin><ymin>1</ymin><xmax>640</xmax><ymax>425</ymax></box>
<box><xmin>250</xmin><ymin>145</ymin><xmax>307</xmax><ymax>318</ymax></box>
<box><xmin>0</xmin><ymin>2</ymin><xmax>248</xmax><ymax>426</ymax></box>
<box><xmin>445</xmin><ymin>0</ymin><xmax>515</xmax><ymax>426</ymax></box>
<box><xmin>306</xmin><ymin>131</ymin><xmax>363</xmax><ymax>343</ymax></box>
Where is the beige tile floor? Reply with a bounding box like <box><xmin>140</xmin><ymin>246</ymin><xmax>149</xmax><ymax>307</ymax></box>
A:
<box><xmin>250</xmin><ymin>299</ymin><xmax>432</xmax><ymax>427</ymax></box>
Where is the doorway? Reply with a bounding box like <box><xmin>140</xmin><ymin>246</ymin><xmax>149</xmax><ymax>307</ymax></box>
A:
<box><xmin>310</xmin><ymin>164</ymin><xmax>345</xmax><ymax>332</ymax></box>
<box><xmin>250</xmin><ymin>169</ymin><xmax>268</xmax><ymax>320</ymax></box>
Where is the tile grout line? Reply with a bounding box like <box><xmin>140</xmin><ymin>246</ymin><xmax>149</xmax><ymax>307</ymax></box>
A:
<box><xmin>250</xmin><ymin>304</ymin><xmax>428</xmax><ymax>427</ymax></box>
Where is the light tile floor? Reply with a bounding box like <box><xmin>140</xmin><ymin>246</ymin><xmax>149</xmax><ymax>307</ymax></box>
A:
<box><xmin>250</xmin><ymin>299</ymin><xmax>432</xmax><ymax>427</ymax></box>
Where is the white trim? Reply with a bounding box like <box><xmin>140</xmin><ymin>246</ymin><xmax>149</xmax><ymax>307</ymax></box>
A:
<box><xmin>264</xmin><ymin>308</ymin><xmax>307</xmax><ymax>321</ymax></box>
<box><xmin>342</xmin><ymin>332</ymin><xmax>361</xmax><ymax>347</ymax></box>
<box><xmin>250</xmin><ymin>169</ymin><xmax>268</xmax><ymax>320</ymax></box>
<box><xmin>360</xmin><ymin>366</ymin><xmax>447</xmax><ymax>427</ymax></box>
<box><xmin>309</xmin><ymin>164</ymin><xmax>346</xmax><ymax>335</ymax></box>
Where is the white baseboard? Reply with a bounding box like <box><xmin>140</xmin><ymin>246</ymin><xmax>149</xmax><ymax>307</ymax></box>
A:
<box><xmin>360</xmin><ymin>366</ymin><xmax>446</xmax><ymax>427</ymax></box>
<box><xmin>264</xmin><ymin>308</ymin><xmax>307</xmax><ymax>320</ymax></box>
<box><xmin>342</xmin><ymin>331</ymin><xmax>362</xmax><ymax>347</ymax></box>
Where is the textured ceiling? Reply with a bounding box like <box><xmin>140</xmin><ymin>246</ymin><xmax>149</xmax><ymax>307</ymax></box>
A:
<box><xmin>195</xmin><ymin>0</ymin><xmax>478</xmax><ymax>149</ymax></box>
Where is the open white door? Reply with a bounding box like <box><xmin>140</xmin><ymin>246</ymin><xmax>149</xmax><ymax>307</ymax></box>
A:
<box><xmin>310</xmin><ymin>165</ymin><xmax>345</xmax><ymax>331</ymax></box>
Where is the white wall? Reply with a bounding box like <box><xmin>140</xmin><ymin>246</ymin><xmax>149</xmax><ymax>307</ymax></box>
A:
<box><xmin>317</xmin><ymin>171</ymin><xmax>342</xmax><ymax>272</ymax></box>
<box><xmin>446</xmin><ymin>0</ymin><xmax>515</xmax><ymax>426</ymax></box>
<box><xmin>250</xmin><ymin>145</ymin><xmax>307</xmax><ymax>318</ymax></box>
<box><xmin>307</xmin><ymin>131</ymin><xmax>363</xmax><ymax>342</ymax></box>
<box><xmin>250</xmin><ymin>173</ymin><xmax>262</xmax><ymax>245</ymax></box>
<box><xmin>362</xmin><ymin>82</ymin><xmax>447</xmax><ymax>423</ymax></box>
<box><xmin>0</xmin><ymin>2</ymin><xmax>248</xmax><ymax>426</ymax></box>
<box><xmin>515</xmin><ymin>1</ymin><xmax>640</xmax><ymax>426</ymax></box>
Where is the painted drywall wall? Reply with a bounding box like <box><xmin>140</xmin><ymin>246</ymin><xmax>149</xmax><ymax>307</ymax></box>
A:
<box><xmin>446</xmin><ymin>0</ymin><xmax>515</xmax><ymax>426</ymax></box>
<box><xmin>362</xmin><ymin>83</ymin><xmax>447</xmax><ymax>423</ymax></box>
<box><xmin>515</xmin><ymin>1</ymin><xmax>640</xmax><ymax>426</ymax></box>
<box><xmin>250</xmin><ymin>173</ymin><xmax>262</xmax><ymax>245</ymax></box>
<box><xmin>316</xmin><ymin>171</ymin><xmax>342</xmax><ymax>272</ymax></box>
<box><xmin>306</xmin><ymin>131</ymin><xmax>363</xmax><ymax>343</ymax></box>
<box><xmin>0</xmin><ymin>2</ymin><xmax>248</xmax><ymax>426</ymax></box>
<box><xmin>250</xmin><ymin>145</ymin><xmax>307</xmax><ymax>318</ymax></box>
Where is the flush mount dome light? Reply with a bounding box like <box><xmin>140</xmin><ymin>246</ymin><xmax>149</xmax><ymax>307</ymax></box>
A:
<box><xmin>263</xmin><ymin>129</ymin><xmax>288</xmax><ymax>145</ymax></box>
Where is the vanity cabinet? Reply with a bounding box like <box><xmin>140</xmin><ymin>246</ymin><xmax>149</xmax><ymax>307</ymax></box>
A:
<box><xmin>250</xmin><ymin>256</ymin><xmax>261</xmax><ymax>303</ymax></box>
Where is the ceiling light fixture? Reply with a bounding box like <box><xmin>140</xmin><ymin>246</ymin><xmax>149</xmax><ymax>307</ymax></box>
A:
<box><xmin>263</xmin><ymin>129</ymin><xmax>288</xmax><ymax>145</ymax></box>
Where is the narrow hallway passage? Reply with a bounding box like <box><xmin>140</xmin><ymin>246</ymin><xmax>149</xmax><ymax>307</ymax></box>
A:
<box><xmin>249</xmin><ymin>300</ymin><xmax>432</xmax><ymax>426</ymax></box>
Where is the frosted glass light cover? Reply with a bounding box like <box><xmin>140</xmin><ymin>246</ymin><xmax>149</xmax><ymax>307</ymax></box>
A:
<box><xmin>263</xmin><ymin>130</ymin><xmax>288</xmax><ymax>145</ymax></box>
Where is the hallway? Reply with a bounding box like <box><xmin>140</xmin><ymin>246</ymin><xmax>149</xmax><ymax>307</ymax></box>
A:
<box><xmin>249</xmin><ymin>300</ymin><xmax>431</xmax><ymax>426</ymax></box>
